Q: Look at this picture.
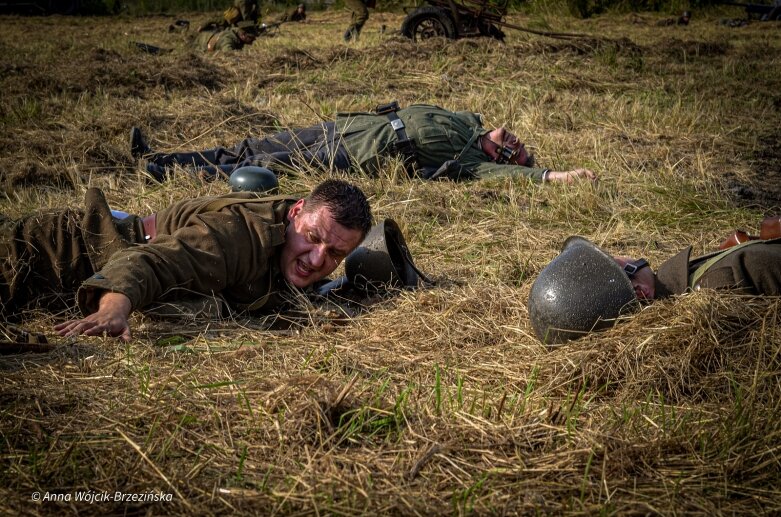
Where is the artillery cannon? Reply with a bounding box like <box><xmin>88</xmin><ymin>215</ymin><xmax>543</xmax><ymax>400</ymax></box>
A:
<box><xmin>400</xmin><ymin>0</ymin><xmax>585</xmax><ymax>42</ymax></box>
<box><xmin>401</xmin><ymin>0</ymin><xmax>507</xmax><ymax>41</ymax></box>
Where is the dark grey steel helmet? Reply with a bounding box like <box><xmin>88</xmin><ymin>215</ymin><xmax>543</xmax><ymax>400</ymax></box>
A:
<box><xmin>228</xmin><ymin>166</ymin><xmax>279</xmax><ymax>193</ymax></box>
<box><xmin>528</xmin><ymin>236</ymin><xmax>639</xmax><ymax>345</ymax></box>
<box><xmin>345</xmin><ymin>218</ymin><xmax>419</xmax><ymax>293</ymax></box>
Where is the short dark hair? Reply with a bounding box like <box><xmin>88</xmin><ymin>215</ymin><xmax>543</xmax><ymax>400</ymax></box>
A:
<box><xmin>305</xmin><ymin>180</ymin><xmax>373</xmax><ymax>237</ymax></box>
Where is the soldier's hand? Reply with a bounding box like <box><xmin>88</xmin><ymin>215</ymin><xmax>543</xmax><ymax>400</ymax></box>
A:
<box><xmin>546</xmin><ymin>169</ymin><xmax>597</xmax><ymax>184</ymax></box>
<box><xmin>54</xmin><ymin>292</ymin><xmax>133</xmax><ymax>342</ymax></box>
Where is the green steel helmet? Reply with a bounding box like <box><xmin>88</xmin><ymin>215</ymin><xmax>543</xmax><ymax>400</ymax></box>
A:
<box><xmin>345</xmin><ymin>218</ymin><xmax>419</xmax><ymax>293</ymax></box>
<box><xmin>228</xmin><ymin>166</ymin><xmax>278</xmax><ymax>193</ymax></box>
<box><xmin>528</xmin><ymin>236</ymin><xmax>639</xmax><ymax>345</ymax></box>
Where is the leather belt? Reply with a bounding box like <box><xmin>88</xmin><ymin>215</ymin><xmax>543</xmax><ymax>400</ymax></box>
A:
<box><xmin>141</xmin><ymin>213</ymin><xmax>157</xmax><ymax>242</ymax></box>
<box><xmin>374</xmin><ymin>101</ymin><xmax>418</xmax><ymax>173</ymax></box>
<box><xmin>385</xmin><ymin>111</ymin><xmax>409</xmax><ymax>142</ymax></box>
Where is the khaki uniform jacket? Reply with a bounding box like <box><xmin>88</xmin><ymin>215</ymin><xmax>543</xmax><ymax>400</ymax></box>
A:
<box><xmin>194</xmin><ymin>27</ymin><xmax>244</xmax><ymax>52</ymax></box>
<box><xmin>654</xmin><ymin>238</ymin><xmax>781</xmax><ymax>298</ymax></box>
<box><xmin>0</xmin><ymin>188</ymin><xmax>294</xmax><ymax>317</ymax></box>
<box><xmin>335</xmin><ymin>104</ymin><xmax>548</xmax><ymax>181</ymax></box>
<box><xmin>78</xmin><ymin>190</ymin><xmax>294</xmax><ymax>316</ymax></box>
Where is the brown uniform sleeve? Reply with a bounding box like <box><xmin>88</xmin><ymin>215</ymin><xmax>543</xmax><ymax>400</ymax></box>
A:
<box><xmin>76</xmin><ymin>209</ymin><xmax>283</xmax><ymax>315</ymax></box>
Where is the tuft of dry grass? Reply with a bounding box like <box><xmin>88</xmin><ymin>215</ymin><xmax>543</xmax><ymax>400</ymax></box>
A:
<box><xmin>1</xmin><ymin>7</ymin><xmax>780</xmax><ymax>515</ymax></box>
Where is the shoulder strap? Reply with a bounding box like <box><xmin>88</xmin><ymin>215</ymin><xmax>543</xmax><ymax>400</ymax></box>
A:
<box><xmin>206</xmin><ymin>31</ymin><xmax>221</xmax><ymax>52</ymax></box>
<box><xmin>689</xmin><ymin>239</ymin><xmax>765</xmax><ymax>289</ymax></box>
<box><xmin>455</xmin><ymin>126</ymin><xmax>484</xmax><ymax>161</ymax></box>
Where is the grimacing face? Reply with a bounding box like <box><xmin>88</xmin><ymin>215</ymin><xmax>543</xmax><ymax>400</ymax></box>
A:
<box><xmin>613</xmin><ymin>256</ymin><xmax>656</xmax><ymax>301</ymax></box>
<box><xmin>279</xmin><ymin>199</ymin><xmax>364</xmax><ymax>288</ymax></box>
<box><xmin>481</xmin><ymin>127</ymin><xmax>531</xmax><ymax>166</ymax></box>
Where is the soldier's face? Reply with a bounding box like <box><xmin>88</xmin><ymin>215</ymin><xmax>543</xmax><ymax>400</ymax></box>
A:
<box><xmin>482</xmin><ymin>128</ymin><xmax>531</xmax><ymax>166</ymax></box>
<box><xmin>280</xmin><ymin>199</ymin><xmax>363</xmax><ymax>288</ymax></box>
<box><xmin>239</xmin><ymin>31</ymin><xmax>256</xmax><ymax>44</ymax></box>
<box><xmin>613</xmin><ymin>256</ymin><xmax>656</xmax><ymax>300</ymax></box>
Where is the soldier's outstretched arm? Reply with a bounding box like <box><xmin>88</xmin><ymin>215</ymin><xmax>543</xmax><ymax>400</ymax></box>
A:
<box><xmin>54</xmin><ymin>292</ymin><xmax>132</xmax><ymax>342</ymax></box>
<box><xmin>468</xmin><ymin>162</ymin><xmax>597</xmax><ymax>184</ymax></box>
<box><xmin>545</xmin><ymin>168</ymin><xmax>597</xmax><ymax>184</ymax></box>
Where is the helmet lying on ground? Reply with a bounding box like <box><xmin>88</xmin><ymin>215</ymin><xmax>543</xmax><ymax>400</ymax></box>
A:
<box><xmin>345</xmin><ymin>218</ymin><xmax>419</xmax><ymax>293</ymax></box>
<box><xmin>528</xmin><ymin>236</ymin><xmax>639</xmax><ymax>345</ymax></box>
<box><xmin>228</xmin><ymin>166</ymin><xmax>279</xmax><ymax>193</ymax></box>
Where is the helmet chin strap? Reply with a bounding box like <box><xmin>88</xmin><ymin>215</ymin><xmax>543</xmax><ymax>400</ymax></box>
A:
<box><xmin>484</xmin><ymin>136</ymin><xmax>519</xmax><ymax>164</ymax></box>
<box><xmin>483</xmin><ymin>136</ymin><xmax>536</xmax><ymax>166</ymax></box>
<box><xmin>623</xmin><ymin>258</ymin><xmax>649</xmax><ymax>278</ymax></box>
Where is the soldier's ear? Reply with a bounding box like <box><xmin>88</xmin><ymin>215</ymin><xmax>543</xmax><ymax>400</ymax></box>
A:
<box><xmin>288</xmin><ymin>199</ymin><xmax>306</xmax><ymax>221</ymax></box>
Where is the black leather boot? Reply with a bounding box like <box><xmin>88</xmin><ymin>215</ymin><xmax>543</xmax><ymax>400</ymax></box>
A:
<box><xmin>129</xmin><ymin>127</ymin><xmax>152</xmax><ymax>158</ymax></box>
<box><xmin>143</xmin><ymin>162</ymin><xmax>168</xmax><ymax>183</ymax></box>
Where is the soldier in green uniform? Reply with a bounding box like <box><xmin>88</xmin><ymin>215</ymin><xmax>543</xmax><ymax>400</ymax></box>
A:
<box><xmin>343</xmin><ymin>0</ymin><xmax>372</xmax><ymax>41</ymax></box>
<box><xmin>194</xmin><ymin>20</ymin><xmax>260</xmax><ymax>52</ymax></box>
<box><xmin>0</xmin><ymin>180</ymin><xmax>372</xmax><ymax>341</ymax></box>
<box><xmin>528</xmin><ymin>235</ymin><xmax>781</xmax><ymax>344</ymax></box>
<box><xmin>224</xmin><ymin>0</ymin><xmax>260</xmax><ymax>25</ymax></box>
<box><xmin>130</xmin><ymin>104</ymin><xmax>597</xmax><ymax>185</ymax></box>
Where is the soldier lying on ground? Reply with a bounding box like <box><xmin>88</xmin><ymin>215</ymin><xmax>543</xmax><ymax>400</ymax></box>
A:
<box><xmin>130</xmin><ymin>103</ymin><xmax>597</xmax><ymax>185</ymax></box>
<box><xmin>0</xmin><ymin>179</ymin><xmax>372</xmax><ymax>341</ymax></box>
<box><xmin>289</xmin><ymin>4</ymin><xmax>306</xmax><ymax>22</ymax></box>
<box><xmin>194</xmin><ymin>20</ymin><xmax>261</xmax><ymax>52</ymax></box>
<box><xmin>529</xmin><ymin>226</ymin><xmax>781</xmax><ymax>344</ymax></box>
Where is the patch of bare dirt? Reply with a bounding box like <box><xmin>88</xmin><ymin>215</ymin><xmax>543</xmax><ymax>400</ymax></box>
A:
<box><xmin>516</xmin><ymin>36</ymin><xmax>642</xmax><ymax>57</ymax></box>
<box><xmin>726</xmin><ymin>133</ymin><xmax>781</xmax><ymax>209</ymax></box>
<box><xmin>1</xmin><ymin>48</ymin><xmax>224</xmax><ymax>99</ymax></box>
<box><xmin>265</xmin><ymin>48</ymin><xmax>322</xmax><ymax>72</ymax></box>
<box><xmin>654</xmin><ymin>38</ymin><xmax>731</xmax><ymax>60</ymax></box>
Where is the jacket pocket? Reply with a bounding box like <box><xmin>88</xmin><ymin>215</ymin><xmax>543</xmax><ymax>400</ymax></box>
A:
<box><xmin>415</xmin><ymin>125</ymin><xmax>450</xmax><ymax>145</ymax></box>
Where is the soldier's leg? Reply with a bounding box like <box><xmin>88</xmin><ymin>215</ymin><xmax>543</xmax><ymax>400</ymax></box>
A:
<box><xmin>343</xmin><ymin>0</ymin><xmax>368</xmax><ymax>40</ymax></box>
<box><xmin>147</xmin><ymin>123</ymin><xmax>351</xmax><ymax>179</ymax></box>
<box><xmin>238</xmin><ymin>123</ymin><xmax>351</xmax><ymax>172</ymax></box>
<box><xmin>147</xmin><ymin>147</ymin><xmax>234</xmax><ymax>168</ymax></box>
<box><xmin>1</xmin><ymin>209</ymin><xmax>94</xmax><ymax>317</ymax></box>
<box><xmin>238</xmin><ymin>123</ymin><xmax>333</xmax><ymax>155</ymax></box>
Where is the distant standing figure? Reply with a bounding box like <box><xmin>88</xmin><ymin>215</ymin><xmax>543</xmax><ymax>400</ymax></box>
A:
<box><xmin>224</xmin><ymin>0</ymin><xmax>260</xmax><ymax>25</ymax></box>
<box><xmin>194</xmin><ymin>21</ymin><xmax>260</xmax><ymax>52</ymax></box>
<box><xmin>290</xmin><ymin>3</ymin><xmax>306</xmax><ymax>22</ymax></box>
<box><xmin>343</xmin><ymin>0</ymin><xmax>374</xmax><ymax>41</ymax></box>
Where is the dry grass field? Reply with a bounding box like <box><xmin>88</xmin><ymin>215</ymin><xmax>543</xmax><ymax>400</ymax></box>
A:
<box><xmin>1</xmin><ymin>5</ymin><xmax>780</xmax><ymax>515</ymax></box>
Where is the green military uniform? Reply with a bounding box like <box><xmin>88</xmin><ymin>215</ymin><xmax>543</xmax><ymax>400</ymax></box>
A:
<box><xmin>194</xmin><ymin>26</ymin><xmax>246</xmax><ymax>52</ymax></box>
<box><xmin>141</xmin><ymin>104</ymin><xmax>549</xmax><ymax>182</ymax></box>
<box><xmin>654</xmin><ymin>238</ymin><xmax>781</xmax><ymax>297</ymax></box>
<box><xmin>225</xmin><ymin>0</ymin><xmax>259</xmax><ymax>25</ymax></box>
<box><xmin>343</xmin><ymin>0</ymin><xmax>369</xmax><ymax>40</ymax></box>
<box><xmin>337</xmin><ymin>104</ymin><xmax>549</xmax><ymax>181</ymax></box>
<box><xmin>1</xmin><ymin>188</ymin><xmax>296</xmax><ymax>318</ymax></box>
